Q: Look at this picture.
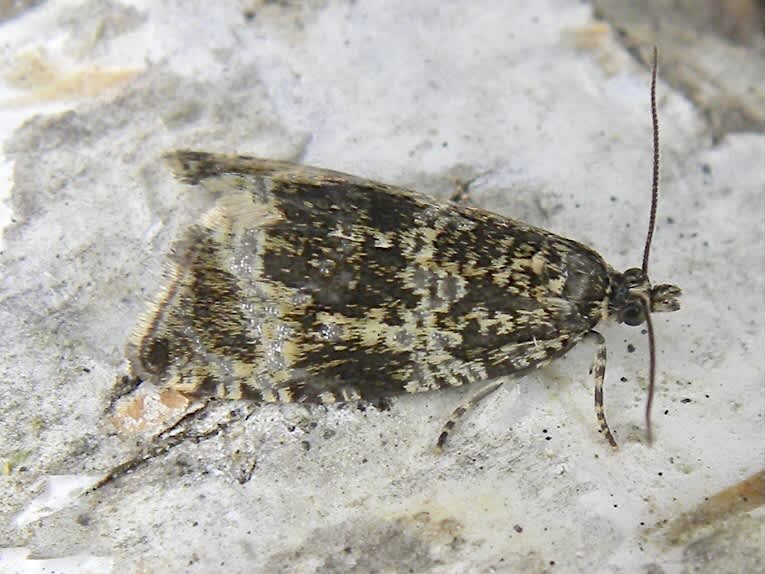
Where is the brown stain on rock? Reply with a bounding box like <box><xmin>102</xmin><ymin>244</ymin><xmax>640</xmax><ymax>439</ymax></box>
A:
<box><xmin>664</xmin><ymin>469</ymin><xmax>765</xmax><ymax>545</ymax></box>
<box><xmin>4</xmin><ymin>50</ymin><xmax>139</xmax><ymax>104</ymax></box>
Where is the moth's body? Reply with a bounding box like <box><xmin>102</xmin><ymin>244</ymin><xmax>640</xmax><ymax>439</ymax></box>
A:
<box><xmin>128</xmin><ymin>151</ymin><xmax>679</xmax><ymax>448</ymax></box>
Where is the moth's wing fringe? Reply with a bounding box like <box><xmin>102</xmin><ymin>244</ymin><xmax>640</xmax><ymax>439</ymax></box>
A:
<box><xmin>165</xmin><ymin>150</ymin><xmax>356</xmax><ymax>185</ymax></box>
<box><xmin>164</xmin><ymin>150</ymin><xmax>291</xmax><ymax>185</ymax></box>
<box><xmin>163</xmin><ymin>149</ymin><xmax>434</xmax><ymax>206</ymax></box>
<box><xmin>125</xmin><ymin>249</ymin><xmax>188</xmax><ymax>379</ymax></box>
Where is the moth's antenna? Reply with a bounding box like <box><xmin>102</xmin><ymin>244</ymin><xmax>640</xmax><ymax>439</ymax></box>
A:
<box><xmin>642</xmin><ymin>46</ymin><xmax>659</xmax><ymax>274</ymax></box>
<box><xmin>644</xmin><ymin>303</ymin><xmax>656</xmax><ymax>444</ymax></box>
<box><xmin>643</xmin><ymin>46</ymin><xmax>660</xmax><ymax>444</ymax></box>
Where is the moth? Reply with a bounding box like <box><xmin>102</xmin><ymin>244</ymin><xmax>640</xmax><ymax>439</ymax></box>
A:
<box><xmin>123</xmin><ymin>50</ymin><xmax>680</xmax><ymax>459</ymax></box>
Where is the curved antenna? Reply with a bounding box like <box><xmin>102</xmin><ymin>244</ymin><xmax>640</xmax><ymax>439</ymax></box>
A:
<box><xmin>642</xmin><ymin>47</ymin><xmax>659</xmax><ymax>274</ymax></box>
<box><xmin>643</xmin><ymin>46</ymin><xmax>660</xmax><ymax>443</ymax></box>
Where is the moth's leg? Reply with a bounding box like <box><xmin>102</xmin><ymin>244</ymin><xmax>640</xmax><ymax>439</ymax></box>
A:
<box><xmin>449</xmin><ymin>179</ymin><xmax>473</xmax><ymax>204</ymax></box>
<box><xmin>89</xmin><ymin>399</ymin><xmax>250</xmax><ymax>492</ymax></box>
<box><xmin>436</xmin><ymin>379</ymin><xmax>504</xmax><ymax>452</ymax></box>
<box><xmin>583</xmin><ymin>331</ymin><xmax>618</xmax><ymax>448</ymax></box>
<box><xmin>449</xmin><ymin>172</ymin><xmax>490</xmax><ymax>204</ymax></box>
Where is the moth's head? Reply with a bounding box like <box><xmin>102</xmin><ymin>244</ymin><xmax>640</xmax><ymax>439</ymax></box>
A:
<box><xmin>597</xmin><ymin>47</ymin><xmax>680</xmax><ymax>446</ymax></box>
<box><xmin>609</xmin><ymin>267</ymin><xmax>681</xmax><ymax>326</ymax></box>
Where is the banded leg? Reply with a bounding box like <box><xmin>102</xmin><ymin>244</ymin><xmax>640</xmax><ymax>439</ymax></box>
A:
<box><xmin>584</xmin><ymin>331</ymin><xmax>617</xmax><ymax>448</ymax></box>
<box><xmin>436</xmin><ymin>379</ymin><xmax>504</xmax><ymax>452</ymax></box>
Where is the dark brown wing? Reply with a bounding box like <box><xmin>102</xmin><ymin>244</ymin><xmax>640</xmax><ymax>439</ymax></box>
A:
<box><xmin>128</xmin><ymin>151</ymin><xmax>611</xmax><ymax>402</ymax></box>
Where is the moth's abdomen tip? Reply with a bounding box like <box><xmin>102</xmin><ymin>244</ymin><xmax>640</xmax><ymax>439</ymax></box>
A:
<box><xmin>108</xmin><ymin>372</ymin><xmax>143</xmax><ymax>407</ymax></box>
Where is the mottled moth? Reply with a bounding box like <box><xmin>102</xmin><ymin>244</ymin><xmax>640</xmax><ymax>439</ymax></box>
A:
<box><xmin>123</xmin><ymin>50</ymin><xmax>680</xmax><ymax>463</ymax></box>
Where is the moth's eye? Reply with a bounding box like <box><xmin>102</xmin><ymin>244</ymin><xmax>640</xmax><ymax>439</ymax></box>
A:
<box><xmin>622</xmin><ymin>268</ymin><xmax>643</xmax><ymax>282</ymax></box>
<box><xmin>143</xmin><ymin>338</ymin><xmax>170</xmax><ymax>374</ymax></box>
<box><xmin>620</xmin><ymin>302</ymin><xmax>644</xmax><ymax>326</ymax></box>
